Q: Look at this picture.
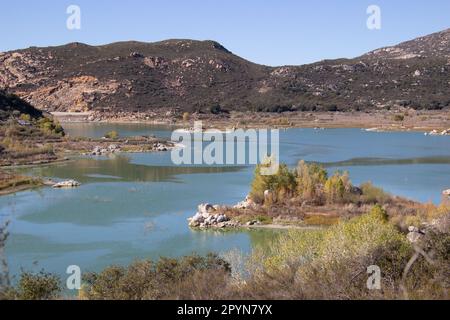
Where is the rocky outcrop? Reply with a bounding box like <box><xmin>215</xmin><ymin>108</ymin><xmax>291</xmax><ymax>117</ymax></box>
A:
<box><xmin>407</xmin><ymin>214</ymin><xmax>450</xmax><ymax>244</ymax></box>
<box><xmin>188</xmin><ymin>196</ymin><xmax>266</xmax><ymax>230</ymax></box>
<box><xmin>188</xmin><ymin>204</ymin><xmax>239</xmax><ymax>229</ymax></box>
<box><xmin>52</xmin><ymin>180</ymin><xmax>81</xmax><ymax>188</ymax></box>
<box><xmin>90</xmin><ymin>144</ymin><xmax>120</xmax><ymax>156</ymax></box>
<box><xmin>23</xmin><ymin>76</ymin><xmax>120</xmax><ymax>113</ymax></box>
<box><xmin>233</xmin><ymin>195</ymin><xmax>257</xmax><ymax>210</ymax></box>
<box><xmin>84</xmin><ymin>139</ymin><xmax>173</xmax><ymax>156</ymax></box>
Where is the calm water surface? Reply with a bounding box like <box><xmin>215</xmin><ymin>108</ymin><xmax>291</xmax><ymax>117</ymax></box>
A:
<box><xmin>1</xmin><ymin>124</ymin><xmax>450</xmax><ymax>281</ymax></box>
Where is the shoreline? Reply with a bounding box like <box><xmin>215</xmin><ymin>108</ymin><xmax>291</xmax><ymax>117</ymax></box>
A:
<box><xmin>0</xmin><ymin>172</ymin><xmax>44</xmax><ymax>196</ymax></box>
<box><xmin>53</xmin><ymin>110</ymin><xmax>450</xmax><ymax>134</ymax></box>
<box><xmin>0</xmin><ymin>137</ymin><xmax>175</xmax><ymax>196</ymax></box>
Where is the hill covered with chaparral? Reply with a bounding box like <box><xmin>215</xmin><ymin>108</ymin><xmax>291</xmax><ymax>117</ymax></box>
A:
<box><xmin>0</xmin><ymin>29</ymin><xmax>449</xmax><ymax>117</ymax></box>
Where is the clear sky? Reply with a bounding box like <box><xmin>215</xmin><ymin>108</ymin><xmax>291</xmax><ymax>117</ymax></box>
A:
<box><xmin>1</xmin><ymin>0</ymin><xmax>449</xmax><ymax>66</ymax></box>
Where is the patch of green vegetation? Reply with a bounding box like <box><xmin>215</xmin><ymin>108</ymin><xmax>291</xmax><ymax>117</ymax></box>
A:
<box><xmin>37</xmin><ymin>118</ymin><xmax>64</xmax><ymax>136</ymax></box>
<box><xmin>235</xmin><ymin>214</ymin><xmax>273</xmax><ymax>225</ymax></box>
<box><xmin>6</xmin><ymin>271</ymin><xmax>61</xmax><ymax>300</ymax></box>
<box><xmin>393</xmin><ymin>114</ymin><xmax>405</xmax><ymax>122</ymax></box>
<box><xmin>247</xmin><ymin>208</ymin><xmax>449</xmax><ymax>299</ymax></box>
<box><xmin>303</xmin><ymin>215</ymin><xmax>340</xmax><ymax>226</ymax></box>
<box><xmin>360</xmin><ymin>182</ymin><xmax>391</xmax><ymax>204</ymax></box>
<box><xmin>104</xmin><ymin>130</ymin><xmax>119</xmax><ymax>139</ymax></box>
<box><xmin>81</xmin><ymin>253</ymin><xmax>230</xmax><ymax>300</ymax></box>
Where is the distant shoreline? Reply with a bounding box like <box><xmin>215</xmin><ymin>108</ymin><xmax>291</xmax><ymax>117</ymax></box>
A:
<box><xmin>53</xmin><ymin>110</ymin><xmax>450</xmax><ymax>134</ymax></box>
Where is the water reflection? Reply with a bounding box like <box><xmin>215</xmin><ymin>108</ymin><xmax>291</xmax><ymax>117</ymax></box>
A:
<box><xmin>19</xmin><ymin>155</ymin><xmax>245</xmax><ymax>184</ymax></box>
<box><xmin>321</xmin><ymin>156</ymin><xmax>450</xmax><ymax>167</ymax></box>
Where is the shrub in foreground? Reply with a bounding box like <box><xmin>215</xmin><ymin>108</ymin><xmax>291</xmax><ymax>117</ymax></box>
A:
<box><xmin>14</xmin><ymin>271</ymin><xmax>61</xmax><ymax>300</ymax></box>
<box><xmin>244</xmin><ymin>209</ymin><xmax>449</xmax><ymax>300</ymax></box>
<box><xmin>81</xmin><ymin>253</ymin><xmax>231</xmax><ymax>300</ymax></box>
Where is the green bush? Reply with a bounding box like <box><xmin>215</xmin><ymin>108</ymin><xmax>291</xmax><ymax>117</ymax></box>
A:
<box><xmin>37</xmin><ymin>117</ymin><xmax>64</xmax><ymax>136</ymax></box>
<box><xmin>82</xmin><ymin>253</ymin><xmax>231</xmax><ymax>300</ymax></box>
<box><xmin>361</xmin><ymin>182</ymin><xmax>391</xmax><ymax>204</ymax></box>
<box><xmin>318</xmin><ymin>206</ymin><xmax>407</xmax><ymax>262</ymax></box>
<box><xmin>263</xmin><ymin>206</ymin><xmax>409</xmax><ymax>270</ymax></box>
<box><xmin>15</xmin><ymin>271</ymin><xmax>61</xmax><ymax>300</ymax></box>
<box><xmin>104</xmin><ymin>130</ymin><xmax>119</xmax><ymax>139</ymax></box>
<box><xmin>19</xmin><ymin>114</ymin><xmax>31</xmax><ymax>122</ymax></box>
<box><xmin>247</xmin><ymin>206</ymin><xmax>421</xmax><ymax>299</ymax></box>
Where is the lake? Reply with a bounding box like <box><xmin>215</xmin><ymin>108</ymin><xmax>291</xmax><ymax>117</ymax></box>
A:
<box><xmin>1</xmin><ymin>124</ymin><xmax>450</xmax><ymax>282</ymax></box>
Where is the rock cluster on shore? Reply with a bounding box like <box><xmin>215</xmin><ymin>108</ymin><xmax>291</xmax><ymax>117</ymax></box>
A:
<box><xmin>87</xmin><ymin>141</ymin><xmax>171</xmax><ymax>156</ymax></box>
<box><xmin>425</xmin><ymin>128</ymin><xmax>450</xmax><ymax>136</ymax></box>
<box><xmin>153</xmin><ymin>143</ymin><xmax>169</xmax><ymax>152</ymax></box>
<box><xmin>52</xmin><ymin>180</ymin><xmax>81</xmax><ymax>188</ymax></box>
<box><xmin>188</xmin><ymin>204</ymin><xmax>239</xmax><ymax>229</ymax></box>
<box><xmin>90</xmin><ymin>144</ymin><xmax>120</xmax><ymax>156</ymax></box>
<box><xmin>233</xmin><ymin>195</ymin><xmax>257</xmax><ymax>210</ymax></box>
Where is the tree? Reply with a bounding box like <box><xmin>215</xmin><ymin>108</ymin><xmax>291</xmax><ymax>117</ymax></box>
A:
<box><xmin>324</xmin><ymin>171</ymin><xmax>349</xmax><ymax>204</ymax></box>
<box><xmin>182</xmin><ymin>112</ymin><xmax>190</xmax><ymax>122</ymax></box>
<box><xmin>250</xmin><ymin>163</ymin><xmax>296</xmax><ymax>204</ymax></box>
<box><xmin>296</xmin><ymin>161</ymin><xmax>328</xmax><ymax>201</ymax></box>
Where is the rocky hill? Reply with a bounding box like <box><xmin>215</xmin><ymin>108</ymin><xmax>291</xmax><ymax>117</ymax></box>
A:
<box><xmin>0</xmin><ymin>29</ymin><xmax>449</xmax><ymax>114</ymax></box>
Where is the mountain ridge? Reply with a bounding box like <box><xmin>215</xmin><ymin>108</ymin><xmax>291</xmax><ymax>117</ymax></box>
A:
<box><xmin>1</xmin><ymin>29</ymin><xmax>449</xmax><ymax>114</ymax></box>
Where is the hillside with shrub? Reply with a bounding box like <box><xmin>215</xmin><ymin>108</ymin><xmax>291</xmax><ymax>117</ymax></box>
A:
<box><xmin>1</xmin><ymin>29</ymin><xmax>449</xmax><ymax>114</ymax></box>
<box><xmin>0</xmin><ymin>90</ymin><xmax>64</xmax><ymax>166</ymax></box>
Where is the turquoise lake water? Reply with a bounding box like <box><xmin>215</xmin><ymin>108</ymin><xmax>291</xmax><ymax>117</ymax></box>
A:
<box><xmin>1</xmin><ymin>124</ymin><xmax>450</xmax><ymax>282</ymax></box>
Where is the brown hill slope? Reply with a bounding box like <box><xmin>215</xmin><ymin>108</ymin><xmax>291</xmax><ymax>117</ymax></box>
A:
<box><xmin>0</xmin><ymin>29</ymin><xmax>449</xmax><ymax>113</ymax></box>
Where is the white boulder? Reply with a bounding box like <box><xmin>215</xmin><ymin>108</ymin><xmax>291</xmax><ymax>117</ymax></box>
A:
<box><xmin>52</xmin><ymin>180</ymin><xmax>81</xmax><ymax>189</ymax></box>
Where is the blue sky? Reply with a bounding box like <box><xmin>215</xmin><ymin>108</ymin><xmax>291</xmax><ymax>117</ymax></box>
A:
<box><xmin>1</xmin><ymin>0</ymin><xmax>449</xmax><ymax>66</ymax></box>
